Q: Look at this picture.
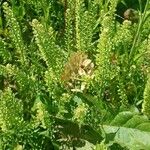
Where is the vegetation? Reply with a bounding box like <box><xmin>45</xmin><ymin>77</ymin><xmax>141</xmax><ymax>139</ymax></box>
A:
<box><xmin>0</xmin><ymin>0</ymin><xmax>150</xmax><ymax>149</ymax></box>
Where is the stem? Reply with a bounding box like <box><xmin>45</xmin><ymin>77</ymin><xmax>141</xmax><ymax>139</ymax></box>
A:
<box><xmin>129</xmin><ymin>0</ymin><xmax>149</xmax><ymax>63</ymax></box>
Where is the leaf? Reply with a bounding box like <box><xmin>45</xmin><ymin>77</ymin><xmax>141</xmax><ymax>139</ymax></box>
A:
<box><xmin>104</xmin><ymin>125</ymin><xmax>150</xmax><ymax>150</ymax></box>
<box><xmin>53</xmin><ymin>117</ymin><xmax>103</xmax><ymax>147</ymax></box>
<box><xmin>136</xmin><ymin>122</ymin><xmax>150</xmax><ymax>132</ymax></box>
<box><xmin>123</xmin><ymin>115</ymin><xmax>149</xmax><ymax>128</ymax></box>
<box><xmin>103</xmin><ymin>111</ymin><xmax>150</xmax><ymax>150</ymax></box>
<box><xmin>110</xmin><ymin>111</ymin><xmax>133</xmax><ymax>126</ymax></box>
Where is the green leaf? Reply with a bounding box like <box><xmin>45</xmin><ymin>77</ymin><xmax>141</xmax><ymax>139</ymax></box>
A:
<box><xmin>53</xmin><ymin>117</ymin><xmax>103</xmax><ymax>148</ymax></box>
<box><xmin>110</xmin><ymin>111</ymin><xmax>133</xmax><ymax>126</ymax></box>
<box><xmin>124</xmin><ymin>115</ymin><xmax>149</xmax><ymax>128</ymax></box>
<box><xmin>103</xmin><ymin>111</ymin><xmax>150</xmax><ymax>150</ymax></box>
<box><xmin>104</xmin><ymin>125</ymin><xmax>150</xmax><ymax>150</ymax></box>
<box><xmin>136</xmin><ymin>122</ymin><xmax>150</xmax><ymax>132</ymax></box>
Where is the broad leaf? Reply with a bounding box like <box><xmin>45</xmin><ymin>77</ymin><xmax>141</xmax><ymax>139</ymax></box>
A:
<box><xmin>103</xmin><ymin>111</ymin><xmax>150</xmax><ymax>150</ymax></box>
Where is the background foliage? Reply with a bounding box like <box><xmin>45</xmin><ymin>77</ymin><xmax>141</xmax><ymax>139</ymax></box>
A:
<box><xmin>0</xmin><ymin>0</ymin><xmax>150</xmax><ymax>149</ymax></box>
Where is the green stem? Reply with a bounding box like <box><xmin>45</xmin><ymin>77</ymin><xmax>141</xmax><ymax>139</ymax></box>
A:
<box><xmin>129</xmin><ymin>0</ymin><xmax>149</xmax><ymax>63</ymax></box>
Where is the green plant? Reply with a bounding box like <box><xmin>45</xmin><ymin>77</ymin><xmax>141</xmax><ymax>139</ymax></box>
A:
<box><xmin>0</xmin><ymin>0</ymin><xmax>150</xmax><ymax>149</ymax></box>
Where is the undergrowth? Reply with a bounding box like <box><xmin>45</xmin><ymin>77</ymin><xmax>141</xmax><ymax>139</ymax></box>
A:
<box><xmin>0</xmin><ymin>0</ymin><xmax>150</xmax><ymax>149</ymax></box>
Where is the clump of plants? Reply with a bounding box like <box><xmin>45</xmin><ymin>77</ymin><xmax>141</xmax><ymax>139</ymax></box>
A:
<box><xmin>0</xmin><ymin>0</ymin><xmax>150</xmax><ymax>149</ymax></box>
